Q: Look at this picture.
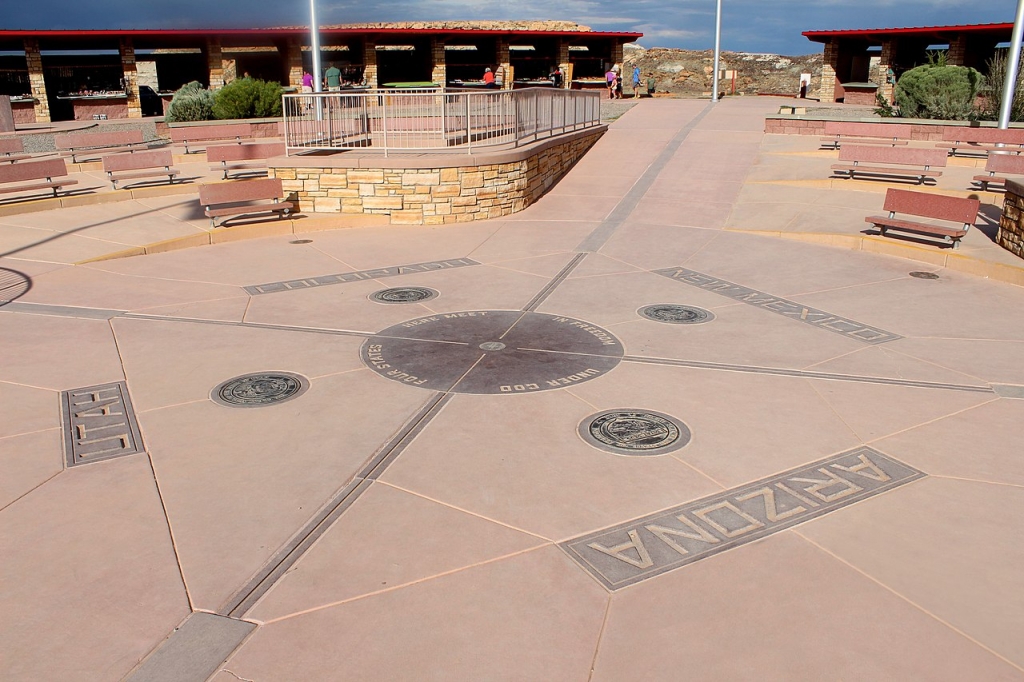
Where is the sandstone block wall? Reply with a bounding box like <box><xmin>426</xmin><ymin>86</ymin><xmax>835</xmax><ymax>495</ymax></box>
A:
<box><xmin>999</xmin><ymin>181</ymin><xmax>1024</xmax><ymax>260</ymax></box>
<box><xmin>271</xmin><ymin>129</ymin><xmax>602</xmax><ymax>225</ymax></box>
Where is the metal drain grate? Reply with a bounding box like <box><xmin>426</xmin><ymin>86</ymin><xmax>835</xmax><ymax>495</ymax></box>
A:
<box><xmin>579</xmin><ymin>409</ymin><xmax>691</xmax><ymax>456</ymax></box>
<box><xmin>369</xmin><ymin>287</ymin><xmax>439</xmax><ymax>304</ymax></box>
<box><xmin>638</xmin><ymin>304</ymin><xmax>714</xmax><ymax>324</ymax></box>
<box><xmin>212</xmin><ymin>372</ymin><xmax>310</xmax><ymax>408</ymax></box>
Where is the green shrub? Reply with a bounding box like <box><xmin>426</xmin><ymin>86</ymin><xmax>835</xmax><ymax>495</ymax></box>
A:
<box><xmin>894</xmin><ymin>62</ymin><xmax>982</xmax><ymax>120</ymax></box>
<box><xmin>213</xmin><ymin>78</ymin><xmax>283</xmax><ymax>120</ymax></box>
<box><xmin>164</xmin><ymin>81</ymin><xmax>214</xmax><ymax>123</ymax></box>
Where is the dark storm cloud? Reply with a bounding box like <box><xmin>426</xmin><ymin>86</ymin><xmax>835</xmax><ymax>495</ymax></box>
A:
<box><xmin>2</xmin><ymin>0</ymin><xmax>1015</xmax><ymax>55</ymax></box>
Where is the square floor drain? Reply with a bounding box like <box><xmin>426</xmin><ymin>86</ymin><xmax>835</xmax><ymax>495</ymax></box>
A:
<box><xmin>61</xmin><ymin>381</ymin><xmax>145</xmax><ymax>467</ymax></box>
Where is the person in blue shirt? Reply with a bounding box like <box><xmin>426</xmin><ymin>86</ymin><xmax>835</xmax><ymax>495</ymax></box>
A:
<box><xmin>632</xmin><ymin>65</ymin><xmax>642</xmax><ymax>99</ymax></box>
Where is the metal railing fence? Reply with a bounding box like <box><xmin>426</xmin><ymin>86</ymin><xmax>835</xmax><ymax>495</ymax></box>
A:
<box><xmin>281</xmin><ymin>88</ymin><xmax>602</xmax><ymax>156</ymax></box>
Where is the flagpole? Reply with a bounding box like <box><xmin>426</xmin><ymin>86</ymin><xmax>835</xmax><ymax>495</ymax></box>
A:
<box><xmin>712</xmin><ymin>0</ymin><xmax>722</xmax><ymax>101</ymax></box>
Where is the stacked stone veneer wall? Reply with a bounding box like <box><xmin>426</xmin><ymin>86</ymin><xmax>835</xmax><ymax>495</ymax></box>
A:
<box><xmin>998</xmin><ymin>180</ymin><xmax>1024</xmax><ymax>260</ymax></box>
<box><xmin>765</xmin><ymin>117</ymin><xmax>956</xmax><ymax>141</ymax></box>
<box><xmin>270</xmin><ymin>128</ymin><xmax>604</xmax><ymax>225</ymax></box>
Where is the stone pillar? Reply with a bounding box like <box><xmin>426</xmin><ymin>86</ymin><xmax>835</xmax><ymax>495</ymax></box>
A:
<box><xmin>496</xmin><ymin>39</ymin><xmax>512</xmax><ymax>89</ymax></box>
<box><xmin>611</xmin><ymin>42</ymin><xmax>624</xmax><ymax>69</ymax></box>
<box><xmin>23</xmin><ymin>39</ymin><xmax>50</xmax><ymax>123</ymax></box>
<box><xmin>206</xmin><ymin>38</ymin><xmax>224</xmax><ymax>89</ymax></box>
<box><xmin>557</xmin><ymin>40</ymin><xmax>571</xmax><ymax>89</ymax></box>
<box><xmin>363</xmin><ymin>41</ymin><xmax>378</xmax><ymax>88</ymax></box>
<box><xmin>820</xmin><ymin>39</ymin><xmax>839</xmax><ymax>103</ymax></box>
<box><xmin>878</xmin><ymin>39</ymin><xmax>897</xmax><ymax>104</ymax></box>
<box><xmin>120</xmin><ymin>38</ymin><xmax>142</xmax><ymax>118</ymax></box>
<box><xmin>430</xmin><ymin>38</ymin><xmax>446</xmax><ymax>86</ymax></box>
<box><xmin>947</xmin><ymin>34</ymin><xmax>967</xmax><ymax>66</ymax></box>
<box><xmin>284</xmin><ymin>38</ymin><xmax>303</xmax><ymax>88</ymax></box>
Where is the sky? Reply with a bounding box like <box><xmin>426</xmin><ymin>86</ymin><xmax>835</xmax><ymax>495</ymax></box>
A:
<box><xmin>2</xmin><ymin>1</ymin><xmax>1017</xmax><ymax>56</ymax></box>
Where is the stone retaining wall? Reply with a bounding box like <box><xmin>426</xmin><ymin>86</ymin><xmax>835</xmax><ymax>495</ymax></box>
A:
<box><xmin>764</xmin><ymin>116</ymin><xmax>949</xmax><ymax>140</ymax></box>
<box><xmin>999</xmin><ymin>180</ymin><xmax>1024</xmax><ymax>260</ymax></box>
<box><xmin>270</xmin><ymin>127</ymin><xmax>604</xmax><ymax>225</ymax></box>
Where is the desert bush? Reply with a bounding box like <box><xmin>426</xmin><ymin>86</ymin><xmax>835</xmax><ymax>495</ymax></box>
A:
<box><xmin>212</xmin><ymin>77</ymin><xmax>282</xmax><ymax>120</ymax></box>
<box><xmin>894</xmin><ymin>60</ymin><xmax>982</xmax><ymax>120</ymax></box>
<box><xmin>164</xmin><ymin>81</ymin><xmax>215</xmax><ymax>123</ymax></box>
<box><xmin>977</xmin><ymin>49</ymin><xmax>1024</xmax><ymax>122</ymax></box>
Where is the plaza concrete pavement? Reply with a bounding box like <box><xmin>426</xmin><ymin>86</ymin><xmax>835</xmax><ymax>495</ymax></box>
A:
<box><xmin>2</xmin><ymin>97</ymin><xmax>1023</xmax><ymax>681</ymax></box>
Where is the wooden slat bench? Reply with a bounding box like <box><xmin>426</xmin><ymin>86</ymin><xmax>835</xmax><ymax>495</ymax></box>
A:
<box><xmin>102</xmin><ymin>149</ymin><xmax>181</xmax><ymax>189</ymax></box>
<box><xmin>0</xmin><ymin>158</ymin><xmax>78</xmax><ymax>201</ymax></box>
<box><xmin>972</xmin><ymin>152</ymin><xmax>1024</xmax><ymax>191</ymax></box>
<box><xmin>938</xmin><ymin>126</ymin><xmax>1024</xmax><ymax>157</ymax></box>
<box><xmin>865</xmin><ymin>188</ymin><xmax>979</xmax><ymax>249</ymax></box>
<box><xmin>820</xmin><ymin>121</ymin><xmax>912</xmax><ymax>150</ymax></box>
<box><xmin>831</xmin><ymin>145</ymin><xmax>947</xmax><ymax>185</ymax></box>
<box><xmin>54</xmin><ymin>129</ymin><xmax>150</xmax><ymax>163</ymax></box>
<box><xmin>170</xmin><ymin>123</ymin><xmax>254</xmax><ymax>154</ymax></box>
<box><xmin>207</xmin><ymin>141</ymin><xmax>285</xmax><ymax>179</ymax></box>
<box><xmin>198</xmin><ymin>178</ymin><xmax>295</xmax><ymax>227</ymax></box>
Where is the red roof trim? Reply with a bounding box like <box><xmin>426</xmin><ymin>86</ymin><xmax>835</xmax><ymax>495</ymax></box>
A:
<box><xmin>803</xmin><ymin>22</ymin><xmax>1012</xmax><ymax>42</ymax></box>
<box><xmin>0</xmin><ymin>28</ymin><xmax>642</xmax><ymax>39</ymax></box>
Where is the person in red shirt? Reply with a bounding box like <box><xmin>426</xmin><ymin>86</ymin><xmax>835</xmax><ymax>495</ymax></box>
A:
<box><xmin>483</xmin><ymin>67</ymin><xmax>496</xmax><ymax>88</ymax></box>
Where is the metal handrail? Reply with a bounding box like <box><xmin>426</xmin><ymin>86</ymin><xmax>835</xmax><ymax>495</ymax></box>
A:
<box><xmin>281</xmin><ymin>88</ymin><xmax>602</xmax><ymax>157</ymax></box>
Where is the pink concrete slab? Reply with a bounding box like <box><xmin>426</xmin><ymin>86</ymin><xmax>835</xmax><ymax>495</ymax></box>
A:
<box><xmin>0</xmin><ymin>457</ymin><xmax>189</xmax><ymax>681</ymax></box>
<box><xmin>567</xmin><ymin>252</ymin><xmax>645</xmax><ymax>278</ymax></box>
<box><xmin>800</xmin><ymin>477</ymin><xmax>1024</xmax><ymax>668</ymax></box>
<box><xmin>809</xmin><ymin>379</ymin><xmax>994</xmax><ymax>442</ymax></box>
<box><xmin>86</xmin><ymin>235</ymin><xmax>358</xmax><ymax>287</ymax></box>
<box><xmin>248</xmin><ymin>483</ymin><xmax>546</xmax><ymax>621</ymax></box>
<box><xmin>569</xmin><ymin>362</ymin><xmax>861</xmax><ymax>488</ymax></box>
<box><xmin>308</xmin><ymin>222</ymin><xmax>501</xmax><ymax>271</ymax></box>
<box><xmin>875</xmin><ymin>399</ymin><xmax>1024</xmax><ymax>486</ymax></box>
<box><xmin>626</xmin><ymin>197</ymin><xmax>734</xmax><ymax>229</ymax></box>
<box><xmin>381</xmin><ymin>390</ymin><xmax>722</xmax><ymax>541</ymax></box>
<box><xmin>592</xmin><ymin>532</ymin><xmax>1020</xmax><ymax>681</ymax></box>
<box><xmin>22</xmin><ymin>263</ymin><xmax>241</xmax><ymax>311</ymax></box>
<box><xmin>141</xmin><ymin>372</ymin><xmax>437</xmax><ymax>611</ymax></box>
<box><xmin>111</xmin><ymin>316</ymin><xmax>367</xmax><ymax>412</ymax></box>
<box><xmin>224</xmin><ymin>547</ymin><xmax>607</xmax><ymax>681</ymax></box>
<box><xmin>597</xmin><ymin>223</ymin><xmax>721</xmax><ymax>270</ymax></box>
<box><xmin>0</xmin><ymin>314</ymin><xmax>124</xmax><ymax>390</ymax></box>
<box><xmin>892</xmin><ymin>338</ymin><xmax>1024</xmax><ymax>385</ymax></box>
<box><xmin>400</xmin><ymin>262</ymin><xmax>553</xmax><ymax>314</ymax></box>
<box><xmin>805</xmin><ymin>344</ymin><xmax>989</xmax><ymax>386</ymax></box>
<box><xmin>126</xmin><ymin>295</ymin><xmax>250</xmax><ymax>321</ymax></box>
<box><xmin>0</xmin><ymin>225</ymin><xmax>135</xmax><ymax>264</ymax></box>
<box><xmin>484</xmin><ymin>251</ymin><xmax>579</xmax><ymax>279</ymax></box>
<box><xmin>547</xmin><ymin>172</ymin><xmax>640</xmax><ymax>197</ymax></box>
<box><xmin>0</xmin><ymin>380</ymin><xmax>59</xmax><ymax>439</ymax></box>
<box><xmin>466</xmin><ymin>220</ymin><xmax>597</xmax><ymax>263</ymax></box>
<box><xmin>0</xmin><ymin>428</ymin><xmax>62</xmax><ymax>509</ymax></box>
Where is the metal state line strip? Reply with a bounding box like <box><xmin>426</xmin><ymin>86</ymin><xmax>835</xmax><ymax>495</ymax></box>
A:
<box><xmin>620</xmin><ymin>355</ymin><xmax>996</xmax><ymax>394</ymax></box>
<box><xmin>222</xmin><ymin>391</ymin><xmax>453</xmax><ymax>618</ymax></box>
<box><xmin>575</xmin><ymin>101</ymin><xmax>716</xmax><ymax>253</ymax></box>
<box><xmin>522</xmin><ymin>252</ymin><xmax>588</xmax><ymax>312</ymax></box>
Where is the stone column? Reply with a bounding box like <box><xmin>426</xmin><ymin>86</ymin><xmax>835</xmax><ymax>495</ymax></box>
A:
<box><xmin>430</xmin><ymin>38</ymin><xmax>446</xmax><ymax>86</ymax></box>
<box><xmin>496</xmin><ymin>38</ymin><xmax>512</xmax><ymax>89</ymax></box>
<box><xmin>363</xmin><ymin>40</ymin><xmax>378</xmax><ymax>88</ymax></box>
<box><xmin>947</xmin><ymin>34</ymin><xmax>967</xmax><ymax>66</ymax></box>
<box><xmin>878</xmin><ymin>39</ymin><xmax>897</xmax><ymax>104</ymax></box>
<box><xmin>284</xmin><ymin>38</ymin><xmax>304</xmax><ymax>88</ymax></box>
<box><xmin>557</xmin><ymin>40</ymin><xmax>571</xmax><ymax>89</ymax></box>
<box><xmin>120</xmin><ymin>38</ymin><xmax>142</xmax><ymax>118</ymax></box>
<box><xmin>820</xmin><ymin>39</ymin><xmax>839</xmax><ymax>103</ymax></box>
<box><xmin>23</xmin><ymin>39</ymin><xmax>50</xmax><ymax>123</ymax></box>
<box><xmin>611</xmin><ymin>42</ymin><xmax>624</xmax><ymax>69</ymax></box>
<box><xmin>206</xmin><ymin>38</ymin><xmax>224</xmax><ymax>89</ymax></box>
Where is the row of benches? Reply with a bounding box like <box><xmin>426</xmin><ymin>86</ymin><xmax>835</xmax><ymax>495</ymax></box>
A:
<box><xmin>821</xmin><ymin>121</ymin><xmax>1024</xmax><ymax>156</ymax></box>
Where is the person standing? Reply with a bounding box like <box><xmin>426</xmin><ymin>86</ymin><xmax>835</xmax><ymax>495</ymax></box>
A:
<box><xmin>646</xmin><ymin>74</ymin><xmax>656</xmax><ymax>97</ymax></box>
<box><xmin>606</xmin><ymin>67</ymin><xmax>617</xmax><ymax>99</ymax></box>
<box><xmin>301</xmin><ymin>70</ymin><xmax>313</xmax><ymax>93</ymax></box>
<box><xmin>324</xmin><ymin>63</ymin><xmax>341</xmax><ymax>91</ymax></box>
<box><xmin>615</xmin><ymin>71</ymin><xmax>623</xmax><ymax>99</ymax></box>
<box><xmin>482</xmin><ymin>67</ymin><xmax>496</xmax><ymax>88</ymax></box>
<box><xmin>632</xmin><ymin>65</ymin><xmax>641</xmax><ymax>99</ymax></box>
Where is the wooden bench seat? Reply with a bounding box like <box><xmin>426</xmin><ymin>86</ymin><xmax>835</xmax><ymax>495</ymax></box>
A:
<box><xmin>102</xmin><ymin>149</ymin><xmax>180</xmax><ymax>189</ymax></box>
<box><xmin>865</xmin><ymin>188</ymin><xmax>979</xmax><ymax>249</ymax></box>
<box><xmin>54</xmin><ymin>129</ymin><xmax>151</xmax><ymax>163</ymax></box>
<box><xmin>938</xmin><ymin>126</ymin><xmax>1024</xmax><ymax>157</ymax></box>
<box><xmin>972</xmin><ymin>152</ymin><xmax>1024</xmax><ymax>191</ymax></box>
<box><xmin>198</xmin><ymin>178</ymin><xmax>295</xmax><ymax>227</ymax></box>
<box><xmin>820</xmin><ymin>121</ymin><xmax>912</xmax><ymax>150</ymax></box>
<box><xmin>0</xmin><ymin>158</ymin><xmax>78</xmax><ymax>200</ymax></box>
<box><xmin>206</xmin><ymin>141</ymin><xmax>285</xmax><ymax>179</ymax></box>
<box><xmin>170</xmin><ymin>123</ymin><xmax>254</xmax><ymax>154</ymax></box>
<box><xmin>0</xmin><ymin>137</ymin><xmax>33</xmax><ymax>163</ymax></box>
<box><xmin>831</xmin><ymin>145</ymin><xmax>947</xmax><ymax>185</ymax></box>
